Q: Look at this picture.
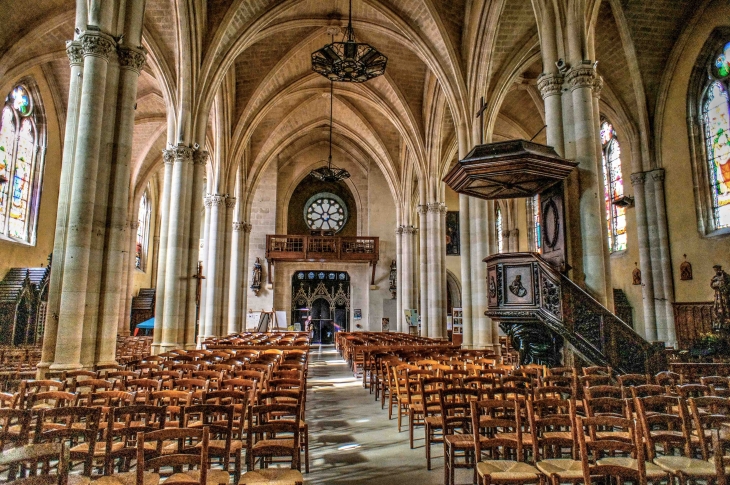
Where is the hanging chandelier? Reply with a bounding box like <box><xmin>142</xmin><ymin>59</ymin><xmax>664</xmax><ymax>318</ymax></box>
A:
<box><xmin>311</xmin><ymin>0</ymin><xmax>387</xmax><ymax>83</ymax></box>
<box><xmin>309</xmin><ymin>81</ymin><xmax>351</xmax><ymax>183</ymax></box>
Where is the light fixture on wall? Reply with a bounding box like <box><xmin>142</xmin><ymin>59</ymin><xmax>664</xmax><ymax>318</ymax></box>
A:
<box><xmin>311</xmin><ymin>0</ymin><xmax>387</xmax><ymax>83</ymax></box>
<box><xmin>309</xmin><ymin>81</ymin><xmax>351</xmax><ymax>183</ymax></box>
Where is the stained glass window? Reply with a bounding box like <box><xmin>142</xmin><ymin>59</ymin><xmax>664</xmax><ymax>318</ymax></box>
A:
<box><xmin>531</xmin><ymin>195</ymin><xmax>541</xmax><ymax>253</ymax></box>
<box><xmin>135</xmin><ymin>189</ymin><xmax>151</xmax><ymax>271</ymax></box>
<box><xmin>496</xmin><ymin>206</ymin><xmax>504</xmax><ymax>253</ymax></box>
<box><xmin>0</xmin><ymin>84</ymin><xmax>42</xmax><ymax>244</ymax></box>
<box><xmin>601</xmin><ymin>121</ymin><xmax>627</xmax><ymax>252</ymax></box>
<box><xmin>703</xmin><ymin>81</ymin><xmax>730</xmax><ymax>228</ymax></box>
<box><xmin>303</xmin><ymin>192</ymin><xmax>348</xmax><ymax>233</ymax></box>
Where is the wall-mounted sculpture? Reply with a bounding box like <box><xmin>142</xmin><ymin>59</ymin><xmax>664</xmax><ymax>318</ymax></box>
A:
<box><xmin>711</xmin><ymin>264</ymin><xmax>730</xmax><ymax>333</ymax></box>
<box><xmin>389</xmin><ymin>259</ymin><xmax>397</xmax><ymax>299</ymax></box>
<box><xmin>632</xmin><ymin>263</ymin><xmax>641</xmax><ymax>286</ymax></box>
<box><xmin>250</xmin><ymin>258</ymin><xmax>262</xmax><ymax>295</ymax></box>
<box><xmin>680</xmin><ymin>255</ymin><xmax>693</xmax><ymax>281</ymax></box>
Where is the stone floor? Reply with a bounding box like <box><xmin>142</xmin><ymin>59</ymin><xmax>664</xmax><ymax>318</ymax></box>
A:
<box><xmin>305</xmin><ymin>345</ymin><xmax>474</xmax><ymax>484</ymax></box>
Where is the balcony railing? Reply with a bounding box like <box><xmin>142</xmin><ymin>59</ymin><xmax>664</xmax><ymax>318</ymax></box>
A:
<box><xmin>266</xmin><ymin>235</ymin><xmax>379</xmax><ymax>263</ymax></box>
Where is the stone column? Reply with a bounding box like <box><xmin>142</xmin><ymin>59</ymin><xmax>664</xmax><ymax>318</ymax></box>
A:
<box><xmin>537</xmin><ymin>73</ymin><xmax>565</xmax><ymax>155</ymax></box>
<box><xmin>418</xmin><ymin>205</ymin><xmax>429</xmax><ymax>336</ymax></box>
<box><xmin>50</xmin><ymin>30</ymin><xmax>116</xmax><ymax>373</ymax></box>
<box><xmin>471</xmin><ymin>198</ymin><xmax>490</xmax><ymax>349</ymax></box>
<box><xmin>459</xmin><ymin>194</ymin><xmax>473</xmax><ymax>347</ymax></box>
<box><xmin>427</xmin><ymin>202</ymin><xmax>446</xmax><ymax>338</ymax></box>
<box><xmin>201</xmin><ymin>194</ymin><xmax>226</xmax><ymax>338</ymax></box>
<box><xmin>395</xmin><ymin>225</ymin><xmax>404</xmax><ymax>332</ymax></box>
<box><xmin>96</xmin><ymin>44</ymin><xmax>147</xmax><ymax>366</ymax></box>
<box><xmin>402</xmin><ymin>225</ymin><xmax>417</xmax><ymax>329</ymax></box>
<box><xmin>566</xmin><ymin>63</ymin><xmax>609</xmax><ymax>305</ymax></box>
<box><xmin>40</xmin><ymin>41</ymin><xmax>85</xmax><ymax>374</ymax></box>
<box><xmin>228</xmin><ymin>221</ymin><xmax>252</xmax><ymax>334</ymax></box>
<box><xmin>152</xmin><ymin>155</ymin><xmax>174</xmax><ymax>354</ymax></box>
<box><xmin>198</xmin><ymin>195</ymin><xmax>212</xmax><ymax>336</ymax></box>
<box><xmin>159</xmin><ymin>146</ymin><xmax>193</xmax><ymax>352</ymax></box>
<box><xmin>650</xmin><ymin>169</ymin><xmax>676</xmax><ymax>345</ymax></box>
<box><xmin>221</xmin><ymin>197</ymin><xmax>236</xmax><ymax>335</ymax></box>
<box><xmin>630</xmin><ymin>172</ymin><xmax>657</xmax><ymax>341</ymax></box>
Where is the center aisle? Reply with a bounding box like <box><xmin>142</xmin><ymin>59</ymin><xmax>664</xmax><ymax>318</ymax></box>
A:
<box><xmin>305</xmin><ymin>345</ymin><xmax>470</xmax><ymax>485</ymax></box>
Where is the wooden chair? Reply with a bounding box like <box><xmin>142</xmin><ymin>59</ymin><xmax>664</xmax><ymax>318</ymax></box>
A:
<box><xmin>420</xmin><ymin>377</ymin><xmax>449</xmax><ymax>470</ymax></box>
<box><xmin>688</xmin><ymin>396</ymin><xmax>730</xmax><ymax>460</ymax></box>
<box><xmin>617</xmin><ymin>373</ymin><xmax>651</xmax><ymax>388</ymax></box>
<box><xmin>149</xmin><ymin>390</ymin><xmax>192</xmax><ymax>428</ymax></box>
<box><xmin>470</xmin><ymin>399</ymin><xmax>541</xmax><ymax>485</ymax></box>
<box><xmin>257</xmin><ymin>389</ymin><xmax>309</xmax><ymax>473</ymax></box>
<box><xmin>0</xmin><ymin>391</ymin><xmax>18</xmax><ymax>408</ymax></box>
<box><xmin>27</xmin><ymin>391</ymin><xmax>77</xmax><ymax>410</ymax></box>
<box><xmin>406</xmin><ymin>368</ymin><xmax>433</xmax><ymax>448</ymax></box>
<box><xmin>183</xmin><ymin>404</ymin><xmax>239</xmax><ymax>482</ymax></box>
<box><xmin>104</xmin><ymin>404</ymin><xmax>167</xmax><ymax>474</ymax></box>
<box><xmin>713</xmin><ymin>431</ymin><xmax>730</xmax><ymax>485</ymax></box>
<box><xmin>676</xmin><ymin>383</ymin><xmax>711</xmax><ymax>399</ymax></box>
<box><xmin>699</xmin><ymin>376</ymin><xmax>729</xmax><ymax>390</ymax></box>
<box><xmin>136</xmin><ymin>426</ymin><xmax>229</xmax><ymax>485</ymax></box>
<box><xmin>0</xmin><ymin>442</ymin><xmax>72</xmax><ymax>485</ymax></box>
<box><xmin>440</xmin><ymin>387</ymin><xmax>480</xmax><ymax>485</ymax></box>
<box><xmin>245</xmin><ymin>402</ymin><xmax>301</xmax><ymax>472</ymax></box>
<box><xmin>532</xmin><ymin>399</ymin><xmax>582</xmax><ymax>485</ymax></box>
<box><xmin>655</xmin><ymin>371</ymin><xmax>681</xmax><ymax>388</ymax></box>
<box><xmin>576</xmin><ymin>415</ymin><xmax>668</xmax><ymax>484</ymax></box>
<box><xmin>0</xmin><ymin>408</ymin><xmax>32</xmax><ymax>450</ymax></box>
<box><xmin>629</xmin><ymin>384</ymin><xmax>667</xmax><ymax>399</ymax></box>
<box><xmin>33</xmin><ymin>406</ymin><xmax>101</xmax><ymax>476</ymax></box>
<box><xmin>582</xmin><ymin>366</ymin><xmax>612</xmax><ymax>377</ymax></box>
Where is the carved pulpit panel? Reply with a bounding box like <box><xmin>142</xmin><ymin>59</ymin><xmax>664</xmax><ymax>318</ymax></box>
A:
<box><xmin>540</xmin><ymin>183</ymin><xmax>568</xmax><ymax>273</ymax></box>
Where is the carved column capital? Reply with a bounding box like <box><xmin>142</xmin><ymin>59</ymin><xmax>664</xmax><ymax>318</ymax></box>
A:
<box><xmin>537</xmin><ymin>73</ymin><xmax>564</xmax><ymax>99</ymax></box>
<box><xmin>403</xmin><ymin>225</ymin><xmax>418</xmax><ymax>235</ymax></box>
<box><xmin>650</xmin><ymin>169</ymin><xmax>665</xmax><ymax>183</ymax></box>
<box><xmin>80</xmin><ymin>31</ymin><xmax>115</xmax><ymax>60</ymax></box>
<box><xmin>225</xmin><ymin>197</ymin><xmax>237</xmax><ymax>209</ymax></box>
<box><xmin>417</xmin><ymin>204</ymin><xmax>428</xmax><ymax>215</ymax></box>
<box><xmin>163</xmin><ymin>145</ymin><xmax>193</xmax><ymax>164</ymax></box>
<box><xmin>208</xmin><ymin>195</ymin><xmax>226</xmax><ymax>207</ymax></box>
<box><xmin>233</xmin><ymin>222</ymin><xmax>252</xmax><ymax>232</ymax></box>
<box><xmin>117</xmin><ymin>46</ymin><xmax>147</xmax><ymax>73</ymax></box>
<box><xmin>592</xmin><ymin>75</ymin><xmax>604</xmax><ymax>99</ymax></box>
<box><xmin>130</xmin><ymin>221</ymin><xmax>140</xmax><ymax>230</ymax></box>
<box><xmin>65</xmin><ymin>40</ymin><xmax>84</xmax><ymax>66</ymax></box>
<box><xmin>630</xmin><ymin>172</ymin><xmax>647</xmax><ymax>186</ymax></box>
<box><xmin>565</xmin><ymin>63</ymin><xmax>597</xmax><ymax>92</ymax></box>
<box><xmin>193</xmin><ymin>149</ymin><xmax>209</xmax><ymax>166</ymax></box>
<box><xmin>395</xmin><ymin>225</ymin><xmax>404</xmax><ymax>235</ymax></box>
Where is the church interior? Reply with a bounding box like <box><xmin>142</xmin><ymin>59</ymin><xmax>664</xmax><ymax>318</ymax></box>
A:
<box><xmin>1</xmin><ymin>0</ymin><xmax>730</xmax><ymax>484</ymax></box>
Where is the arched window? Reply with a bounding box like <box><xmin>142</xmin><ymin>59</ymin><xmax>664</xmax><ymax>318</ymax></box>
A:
<box><xmin>0</xmin><ymin>84</ymin><xmax>44</xmax><ymax>244</ymax></box>
<box><xmin>703</xmin><ymin>47</ymin><xmax>730</xmax><ymax>228</ymax></box>
<box><xmin>135</xmin><ymin>188</ymin><xmax>151</xmax><ymax>271</ymax></box>
<box><xmin>496</xmin><ymin>205</ymin><xmax>504</xmax><ymax>253</ymax></box>
<box><xmin>527</xmin><ymin>195</ymin><xmax>541</xmax><ymax>253</ymax></box>
<box><xmin>601</xmin><ymin>121</ymin><xmax>627</xmax><ymax>252</ymax></box>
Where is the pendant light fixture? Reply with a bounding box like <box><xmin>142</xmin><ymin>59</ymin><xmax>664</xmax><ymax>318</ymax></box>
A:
<box><xmin>311</xmin><ymin>0</ymin><xmax>387</xmax><ymax>83</ymax></box>
<box><xmin>309</xmin><ymin>81</ymin><xmax>350</xmax><ymax>183</ymax></box>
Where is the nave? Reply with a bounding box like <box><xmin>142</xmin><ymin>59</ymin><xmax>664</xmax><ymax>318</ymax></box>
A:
<box><xmin>306</xmin><ymin>345</ymin><xmax>460</xmax><ymax>485</ymax></box>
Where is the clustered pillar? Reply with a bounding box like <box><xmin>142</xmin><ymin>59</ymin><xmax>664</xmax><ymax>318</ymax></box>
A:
<box><xmin>40</xmin><ymin>0</ymin><xmax>147</xmax><ymax>373</ymax></box>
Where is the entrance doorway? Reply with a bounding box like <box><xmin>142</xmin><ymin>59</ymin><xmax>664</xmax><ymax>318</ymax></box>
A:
<box><xmin>292</xmin><ymin>270</ymin><xmax>350</xmax><ymax>344</ymax></box>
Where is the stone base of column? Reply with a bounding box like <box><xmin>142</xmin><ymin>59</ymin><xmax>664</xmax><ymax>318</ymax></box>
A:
<box><xmin>48</xmin><ymin>362</ymin><xmax>83</xmax><ymax>372</ymax></box>
<box><xmin>95</xmin><ymin>360</ymin><xmax>119</xmax><ymax>368</ymax></box>
<box><xmin>150</xmin><ymin>343</ymin><xmax>161</xmax><ymax>355</ymax></box>
<box><xmin>158</xmin><ymin>342</ymin><xmax>180</xmax><ymax>352</ymax></box>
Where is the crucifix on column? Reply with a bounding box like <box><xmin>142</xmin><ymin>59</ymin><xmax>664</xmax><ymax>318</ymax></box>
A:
<box><xmin>193</xmin><ymin>261</ymin><xmax>206</xmax><ymax>306</ymax></box>
<box><xmin>476</xmin><ymin>96</ymin><xmax>488</xmax><ymax>145</ymax></box>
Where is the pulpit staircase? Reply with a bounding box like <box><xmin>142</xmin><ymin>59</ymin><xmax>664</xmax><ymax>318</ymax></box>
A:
<box><xmin>485</xmin><ymin>253</ymin><xmax>665</xmax><ymax>374</ymax></box>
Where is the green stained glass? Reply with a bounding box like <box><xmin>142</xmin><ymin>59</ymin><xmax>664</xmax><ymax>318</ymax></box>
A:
<box><xmin>11</xmin><ymin>86</ymin><xmax>30</xmax><ymax>116</ymax></box>
<box><xmin>716</xmin><ymin>42</ymin><xmax>730</xmax><ymax>79</ymax></box>
<box><xmin>601</xmin><ymin>121</ymin><xmax>627</xmax><ymax>252</ymax></box>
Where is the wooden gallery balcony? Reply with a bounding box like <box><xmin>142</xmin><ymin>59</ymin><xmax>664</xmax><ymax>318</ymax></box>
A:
<box><xmin>265</xmin><ymin>235</ymin><xmax>380</xmax><ymax>284</ymax></box>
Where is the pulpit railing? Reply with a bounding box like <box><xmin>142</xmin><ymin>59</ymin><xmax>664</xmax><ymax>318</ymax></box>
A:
<box><xmin>485</xmin><ymin>253</ymin><xmax>665</xmax><ymax>374</ymax></box>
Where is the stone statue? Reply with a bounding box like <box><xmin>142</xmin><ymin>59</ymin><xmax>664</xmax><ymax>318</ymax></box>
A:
<box><xmin>632</xmin><ymin>263</ymin><xmax>641</xmax><ymax>285</ymax></box>
<box><xmin>710</xmin><ymin>264</ymin><xmax>730</xmax><ymax>332</ymax></box>
<box><xmin>250</xmin><ymin>257</ymin><xmax>262</xmax><ymax>295</ymax></box>
<box><xmin>389</xmin><ymin>259</ymin><xmax>397</xmax><ymax>299</ymax></box>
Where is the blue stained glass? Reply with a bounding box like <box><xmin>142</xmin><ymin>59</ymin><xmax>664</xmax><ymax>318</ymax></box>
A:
<box><xmin>297</xmin><ymin>272</ymin><xmax>304</xmax><ymax>280</ymax></box>
<box><xmin>308</xmin><ymin>272</ymin><xmax>315</xmax><ymax>279</ymax></box>
<box><xmin>318</xmin><ymin>272</ymin><xmax>325</xmax><ymax>279</ymax></box>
